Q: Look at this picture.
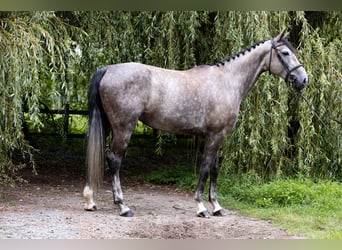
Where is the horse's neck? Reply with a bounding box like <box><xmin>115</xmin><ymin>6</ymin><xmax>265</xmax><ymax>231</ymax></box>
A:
<box><xmin>224</xmin><ymin>40</ymin><xmax>271</xmax><ymax>99</ymax></box>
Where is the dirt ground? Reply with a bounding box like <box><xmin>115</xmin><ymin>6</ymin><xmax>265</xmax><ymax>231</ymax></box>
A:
<box><xmin>0</xmin><ymin>171</ymin><xmax>301</xmax><ymax>239</ymax></box>
<box><xmin>0</xmin><ymin>137</ymin><xmax>301</xmax><ymax>239</ymax></box>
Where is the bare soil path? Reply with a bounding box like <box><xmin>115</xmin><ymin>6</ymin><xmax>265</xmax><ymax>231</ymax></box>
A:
<box><xmin>0</xmin><ymin>174</ymin><xmax>299</xmax><ymax>239</ymax></box>
<box><xmin>0</xmin><ymin>137</ymin><xmax>301</xmax><ymax>239</ymax></box>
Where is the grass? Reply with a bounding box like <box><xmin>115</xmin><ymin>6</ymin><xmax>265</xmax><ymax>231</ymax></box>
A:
<box><xmin>145</xmin><ymin>166</ymin><xmax>342</xmax><ymax>239</ymax></box>
<box><xmin>221</xmin><ymin>195</ymin><xmax>342</xmax><ymax>239</ymax></box>
<box><xmin>218</xmin><ymin>177</ymin><xmax>342</xmax><ymax>239</ymax></box>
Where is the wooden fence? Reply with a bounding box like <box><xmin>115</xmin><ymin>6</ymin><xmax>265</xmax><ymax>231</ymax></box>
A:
<box><xmin>24</xmin><ymin>104</ymin><xmax>157</xmax><ymax>139</ymax></box>
<box><xmin>24</xmin><ymin>104</ymin><xmax>194</xmax><ymax>140</ymax></box>
<box><xmin>24</xmin><ymin>104</ymin><xmax>88</xmax><ymax>138</ymax></box>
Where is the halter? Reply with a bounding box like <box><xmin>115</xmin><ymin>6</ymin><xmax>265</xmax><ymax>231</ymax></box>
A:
<box><xmin>268</xmin><ymin>39</ymin><xmax>304</xmax><ymax>83</ymax></box>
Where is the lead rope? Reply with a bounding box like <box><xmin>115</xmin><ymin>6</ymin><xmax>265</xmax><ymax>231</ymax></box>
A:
<box><xmin>298</xmin><ymin>91</ymin><xmax>342</xmax><ymax>127</ymax></box>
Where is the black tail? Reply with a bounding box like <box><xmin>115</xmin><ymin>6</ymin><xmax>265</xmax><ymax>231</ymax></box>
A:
<box><xmin>86</xmin><ymin>68</ymin><xmax>108</xmax><ymax>190</ymax></box>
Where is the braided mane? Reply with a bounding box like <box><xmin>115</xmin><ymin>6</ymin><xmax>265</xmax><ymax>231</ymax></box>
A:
<box><xmin>210</xmin><ymin>40</ymin><xmax>266</xmax><ymax>67</ymax></box>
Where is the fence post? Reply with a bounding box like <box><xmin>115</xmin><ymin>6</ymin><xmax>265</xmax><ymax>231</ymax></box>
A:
<box><xmin>63</xmin><ymin>103</ymin><xmax>70</xmax><ymax>139</ymax></box>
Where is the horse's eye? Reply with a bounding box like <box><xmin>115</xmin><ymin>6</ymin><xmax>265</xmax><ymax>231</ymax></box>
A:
<box><xmin>281</xmin><ymin>51</ymin><xmax>289</xmax><ymax>56</ymax></box>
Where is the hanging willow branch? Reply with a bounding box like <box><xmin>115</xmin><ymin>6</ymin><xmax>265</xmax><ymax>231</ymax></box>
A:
<box><xmin>0</xmin><ymin>11</ymin><xmax>86</xmax><ymax>183</ymax></box>
<box><xmin>0</xmin><ymin>11</ymin><xmax>341</xmax><ymax>183</ymax></box>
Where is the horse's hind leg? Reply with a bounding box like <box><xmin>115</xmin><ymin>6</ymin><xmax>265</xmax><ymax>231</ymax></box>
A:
<box><xmin>83</xmin><ymin>185</ymin><xmax>97</xmax><ymax>211</ymax></box>
<box><xmin>107</xmin><ymin>128</ymin><xmax>135</xmax><ymax>217</ymax></box>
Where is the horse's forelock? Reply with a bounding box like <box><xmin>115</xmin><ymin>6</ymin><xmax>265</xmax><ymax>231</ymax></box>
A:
<box><xmin>280</xmin><ymin>38</ymin><xmax>297</xmax><ymax>53</ymax></box>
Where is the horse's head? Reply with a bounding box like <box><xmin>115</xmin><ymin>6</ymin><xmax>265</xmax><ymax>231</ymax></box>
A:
<box><xmin>268</xmin><ymin>30</ymin><xmax>308</xmax><ymax>91</ymax></box>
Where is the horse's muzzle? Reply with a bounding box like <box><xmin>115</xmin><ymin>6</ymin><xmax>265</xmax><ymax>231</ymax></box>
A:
<box><xmin>291</xmin><ymin>74</ymin><xmax>309</xmax><ymax>91</ymax></box>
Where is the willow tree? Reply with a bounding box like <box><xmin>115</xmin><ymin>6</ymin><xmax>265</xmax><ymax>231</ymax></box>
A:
<box><xmin>218</xmin><ymin>12</ymin><xmax>341</xmax><ymax>180</ymax></box>
<box><xmin>0</xmin><ymin>11</ymin><xmax>340</xmax><ymax>184</ymax></box>
<box><xmin>0</xmin><ymin>11</ymin><xmax>86</xmax><ymax>183</ymax></box>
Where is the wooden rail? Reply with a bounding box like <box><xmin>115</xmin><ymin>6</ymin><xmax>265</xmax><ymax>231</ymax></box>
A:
<box><xmin>24</xmin><ymin>104</ymin><xmax>194</xmax><ymax>140</ymax></box>
<box><xmin>24</xmin><ymin>104</ymin><xmax>88</xmax><ymax>138</ymax></box>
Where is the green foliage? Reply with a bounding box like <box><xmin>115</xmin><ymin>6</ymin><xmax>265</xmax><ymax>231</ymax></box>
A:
<box><xmin>215</xmin><ymin>174</ymin><xmax>342</xmax><ymax>238</ymax></box>
<box><xmin>220</xmin><ymin>11</ymin><xmax>341</xmax><ymax>181</ymax></box>
<box><xmin>0</xmin><ymin>11</ymin><xmax>341</xmax><ymax>183</ymax></box>
<box><xmin>226</xmin><ymin>177</ymin><xmax>342</xmax><ymax>208</ymax></box>
<box><xmin>133</xmin><ymin>121</ymin><xmax>154</xmax><ymax>135</ymax></box>
<box><xmin>0</xmin><ymin>11</ymin><xmax>85</xmax><ymax>182</ymax></box>
<box><xmin>146</xmin><ymin>164</ymin><xmax>197</xmax><ymax>189</ymax></box>
<box><xmin>155</xmin><ymin>131</ymin><xmax>177</xmax><ymax>156</ymax></box>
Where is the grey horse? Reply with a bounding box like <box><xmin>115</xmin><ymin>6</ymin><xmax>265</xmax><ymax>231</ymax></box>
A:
<box><xmin>83</xmin><ymin>30</ymin><xmax>308</xmax><ymax>217</ymax></box>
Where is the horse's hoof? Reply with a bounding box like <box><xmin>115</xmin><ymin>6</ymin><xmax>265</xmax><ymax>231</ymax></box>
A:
<box><xmin>213</xmin><ymin>209</ymin><xmax>225</xmax><ymax>216</ymax></box>
<box><xmin>197</xmin><ymin>210</ymin><xmax>210</xmax><ymax>218</ymax></box>
<box><xmin>84</xmin><ymin>205</ymin><xmax>97</xmax><ymax>212</ymax></box>
<box><xmin>120</xmin><ymin>210</ymin><xmax>134</xmax><ymax>217</ymax></box>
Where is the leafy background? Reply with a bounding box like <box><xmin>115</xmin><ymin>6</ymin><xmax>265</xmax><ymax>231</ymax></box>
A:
<box><xmin>0</xmin><ymin>11</ymin><xmax>340</xmax><ymax>183</ymax></box>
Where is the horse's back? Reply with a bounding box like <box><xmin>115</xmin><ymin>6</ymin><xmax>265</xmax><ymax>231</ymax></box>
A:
<box><xmin>96</xmin><ymin>62</ymin><xmax>229</xmax><ymax>134</ymax></box>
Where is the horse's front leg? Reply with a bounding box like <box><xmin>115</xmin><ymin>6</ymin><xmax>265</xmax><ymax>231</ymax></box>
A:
<box><xmin>209</xmin><ymin>153</ymin><xmax>224</xmax><ymax>216</ymax></box>
<box><xmin>106</xmin><ymin>152</ymin><xmax>133</xmax><ymax>217</ymax></box>
<box><xmin>194</xmin><ymin>161</ymin><xmax>211</xmax><ymax>218</ymax></box>
<box><xmin>194</xmin><ymin>133</ymin><xmax>224</xmax><ymax>218</ymax></box>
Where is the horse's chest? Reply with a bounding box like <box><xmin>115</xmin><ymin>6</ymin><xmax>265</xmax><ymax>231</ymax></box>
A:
<box><xmin>205</xmin><ymin>101</ymin><xmax>240</xmax><ymax>133</ymax></box>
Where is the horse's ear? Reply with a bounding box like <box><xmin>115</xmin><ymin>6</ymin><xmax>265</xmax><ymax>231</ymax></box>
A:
<box><xmin>275</xmin><ymin>29</ymin><xmax>289</xmax><ymax>41</ymax></box>
<box><xmin>282</xmin><ymin>31</ymin><xmax>290</xmax><ymax>40</ymax></box>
